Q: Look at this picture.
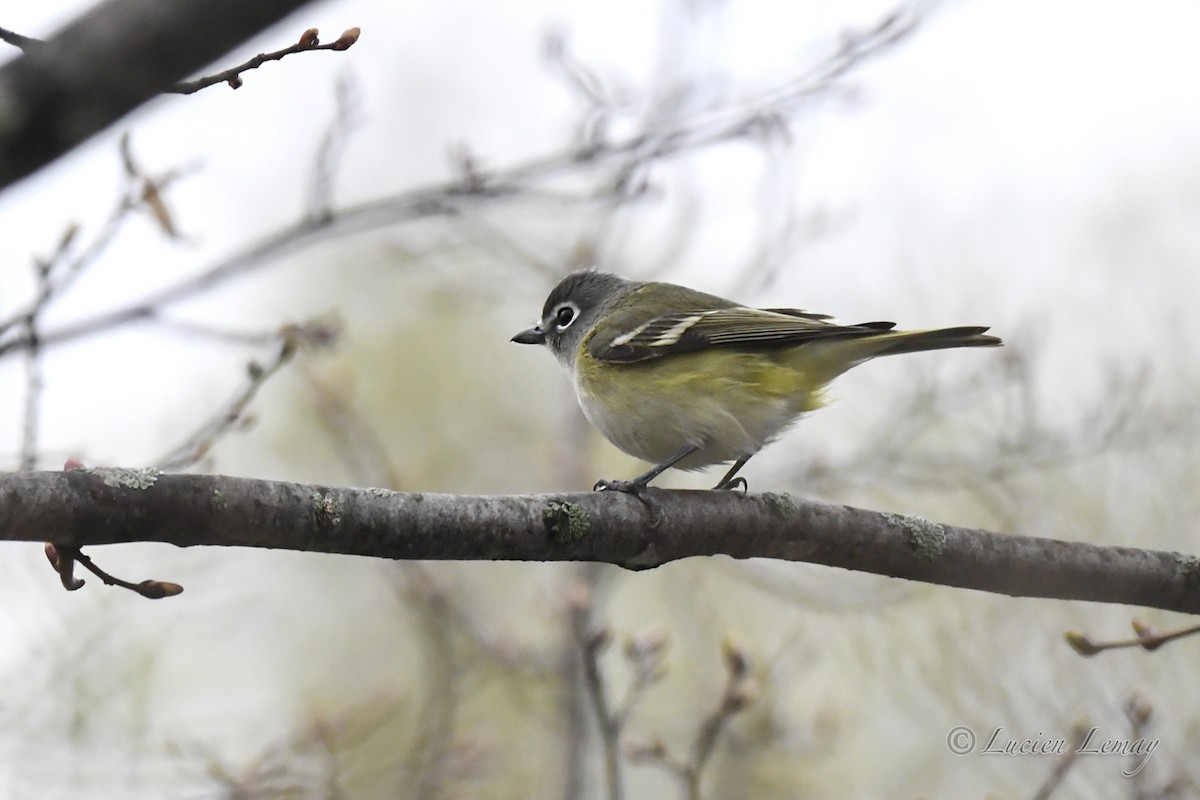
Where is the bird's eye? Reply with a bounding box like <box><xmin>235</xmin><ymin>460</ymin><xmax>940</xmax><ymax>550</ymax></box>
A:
<box><xmin>554</xmin><ymin>304</ymin><xmax>576</xmax><ymax>329</ymax></box>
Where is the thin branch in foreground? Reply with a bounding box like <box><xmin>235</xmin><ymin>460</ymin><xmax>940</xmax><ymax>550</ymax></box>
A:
<box><xmin>44</xmin><ymin>542</ymin><xmax>182</xmax><ymax>598</ymax></box>
<box><xmin>169</xmin><ymin>26</ymin><xmax>361</xmax><ymax>94</ymax></box>
<box><xmin>1065</xmin><ymin>619</ymin><xmax>1200</xmax><ymax>657</ymax></box>
<box><xmin>7</xmin><ymin>472</ymin><xmax>1200</xmax><ymax>614</ymax></box>
<box><xmin>39</xmin><ymin>457</ymin><xmax>184</xmax><ymax>598</ymax></box>
<box><xmin>0</xmin><ymin>0</ymin><xmax>317</xmax><ymax>190</ymax></box>
<box><xmin>0</xmin><ymin>23</ymin><xmax>360</xmax><ymax>95</ymax></box>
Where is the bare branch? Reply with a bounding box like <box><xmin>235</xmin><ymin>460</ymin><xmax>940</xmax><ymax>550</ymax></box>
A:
<box><xmin>153</xmin><ymin>317</ymin><xmax>341</xmax><ymax>471</ymax></box>
<box><xmin>571</xmin><ymin>593</ymin><xmax>624</xmax><ymax>800</ymax></box>
<box><xmin>1029</xmin><ymin>723</ymin><xmax>1090</xmax><ymax>800</ymax></box>
<box><xmin>169</xmin><ymin>27</ymin><xmax>360</xmax><ymax>94</ymax></box>
<box><xmin>684</xmin><ymin>642</ymin><xmax>754</xmax><ymax>795</ymax></box>
<box><xmin>1065</xmin><ymin>619</ymin><xmax>1200</xmax><ymax>657</ymax></box>
<box><xmin>0</xmin><ymin>0</ymin><xmax>319</xmax><ymax>190</ymax></box>
<box><xmin>4</xmin><ymin>472</ymin><xmax>1199</xmax><ymax>614</ymax></box>
<box><xmin>307</xmin><ymin>72</ymin><xmax>363</xmax><ymax>224</ymax></box>
<box><xmin>623</xmin><ymin>640</ymin><xmax>756</xmax><ymax>799</ymax></box>
<box><xmin>0</xmin><ymin>135</ymin><xmax>197</xmax><ymax>344</ymax></box>
<box><xmin>43</xmin><ymin>542</ymin><xmax>182</xmax><ymax>598</ymax></box>
<box><xmin>0</xmin><ymin>2</ymin><xmax>925</xmax><ymax>361</ymax></box>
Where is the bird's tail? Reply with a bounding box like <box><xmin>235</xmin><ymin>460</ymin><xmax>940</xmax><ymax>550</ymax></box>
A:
<box><xmin>871</xmin><ymin>326</ymin><xmax>1002</xmax><ymax>357</ymax></box>
<box><xmin>792</xmin><ymin>325</ymin><xmax>1001</xmax><ymax>385</ymax></box>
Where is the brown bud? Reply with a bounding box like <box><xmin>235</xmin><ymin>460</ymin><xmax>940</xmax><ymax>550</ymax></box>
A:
<box><xmin>1063</xmin><ymin>630</ymin><xmax>1100</xmax><ymax>656</ymax></box>
<box><xmin>227</xmin><ymin>76</ymin><xmax>244</xmax><ymax>90</ymax></box>
<box><xmin>299</xmin><ymin>28</ymin><xmax>320</xmax><ymax>47</ymax></box>
<box><xmin>44</xmin><ymin>542</ymin><xmax>61</xmax><ymax>569</ymax></box>
<box><xmin>137</xmin><ymin>580</ymin><xmax>184</xmax><ymax>599</ymax></box>
<box><xmin>332</xmin><ymin>27</ymin><xmax>361</xmax><ymax>51</ymax></box>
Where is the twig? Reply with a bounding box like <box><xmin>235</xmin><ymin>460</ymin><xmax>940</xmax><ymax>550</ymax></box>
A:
<box><xmin>624</xmin><ymin>641</ymin><xmax>756</xmax><ymax>800</ymax></box>
<box><xmin>571</xmin><ymin>587</ymin><xmax>624</xmax><ymax>800</ymax></box>
<box><xmin>685</xmin><ymin>643</ymin><xmax>754</xmax><ymax>798</ymax></box>
<box><xmin>391</xmin><ymin>564</ymin><xmax>462</xmax><ymax>800</ymax></box>
<box><xmin>154</xmin><ymin>317</ymin><xmax>341</xmax><ymax>470</ymax></box>
<box><xmin>612</xmin><ymin>632</ymin><xmax>668</xmax><ymax>730</ymax></box>
<box><xmin>305</xmin><ymin>370</ymin><xmax>403</xmax><ymax>490</ymax></box>
<box><xmin>44</xmin><ymin>542</ymin><xmax>182</xmax><ymax>599</ymax></box>
<box><xmin>169</xmin><ymin>26</ymin><xmax>360</xmax><ymax>94</ymax></box>
<box><xmin>561</xmin><ymin>565</ymin><xmax>606</xmax><ymax>800</ymax></box>
<box><xmin>1123</xmin><ymin>698</ymin><xmax>1152</xmax><ymax>795</ymax></box>
<box><xmin>0</xmin><ymin>3</ymin><xmax>926</xmax><ymax>362</ymax></box>
<box><xmin>0</xmin><ymin>0</ymin><xmax>323</xmax><ymax>189</ymax></box>
<box><xmin>307</xmin><ymin>72</ymin><xmax>363</xmax><ymax>224</ymax></box>
<box><xmin>0</xmin><ymin>24</ymin><xmax>359</xmax><ymax>94</ymax></box>
<box><xmin>1065</xmin><ymin>620</ymin><xmax>1200</xmax><ymax>657</ymax></box>
<box><xmin>0</xmin><ymin>135</ymin><xmax>198</xmax><ymax>344</ymax></box>
<box><xmin>1030</xmin><ymin>723</ymin><xmax>1089</xmax><ymax>800</ymax></box>
<box><xmin>19</xmin><ymin>310</ymin><xmax>45</xmax><ymax>471</ymax></box>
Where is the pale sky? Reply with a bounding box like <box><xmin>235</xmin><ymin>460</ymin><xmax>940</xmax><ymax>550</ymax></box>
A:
<box><xmin>2</xmin><ymin>0</ymin><xmax>1199</xmax><ymax>796</ymax></box>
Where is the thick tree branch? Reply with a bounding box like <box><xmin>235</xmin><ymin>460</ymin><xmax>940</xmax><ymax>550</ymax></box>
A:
<box><xmin>0</xmin><ymin>0</ymin><xmax>315</xmax><ymax>190</ymax></box>
<box><xmin>2</xmin><ymin>471</ymin><xmax>1198</xmax><ymax>613</ymax></box>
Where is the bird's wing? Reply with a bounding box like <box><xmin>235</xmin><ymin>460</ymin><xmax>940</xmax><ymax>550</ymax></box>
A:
<box><xmin>588</xmin><ymin>284</ymin><xmax>895</xmax><ymax>364</ymax></box>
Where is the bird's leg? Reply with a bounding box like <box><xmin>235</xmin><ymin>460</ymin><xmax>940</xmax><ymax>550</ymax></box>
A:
<box><xmin>594</xmin><ymin>443</ymin><xmax>699</xmax><ymax>493</ymax></box>
<box><xmin>712</xmin><ymin>455</ymin><xmax>752</xmax><ymax>492</ymax></box>
<box><xmin>594</xmin><ymin>443</ymin><xmax>700</xmax><ymax>526</ymax></box>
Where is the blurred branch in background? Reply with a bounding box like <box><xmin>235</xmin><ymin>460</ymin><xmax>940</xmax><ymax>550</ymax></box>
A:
<box><xmin>153</xmin><ymin>317</ymin><xmax>342</xmax><ymax>471</ymax></box>
<box><xmin>789</xmin><ymin>344</ymin><xmax>1200</xmax><ymax>528</ymax></box>
<box><xmin>0</xmin><ymin>3</ymin><xmax>927</xmax><ymax>364</ymax></box>
<box><xmin>625</xmin><ymin>640</ymin><xmax>756</xmax><ymax>800</ymax></box>
<box><xmin>572</xmin><ymin>581</ymin><xmax>756</xmax><ymax>800</ymax></box>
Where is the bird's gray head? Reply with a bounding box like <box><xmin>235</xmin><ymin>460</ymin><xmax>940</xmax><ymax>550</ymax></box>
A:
<box><xmin>512</xmin><ymin>269</ymin><xmax>633</xmax><ymax>367</ymax></box>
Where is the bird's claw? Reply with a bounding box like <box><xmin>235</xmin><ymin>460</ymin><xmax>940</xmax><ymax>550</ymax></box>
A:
<box><xmin>712</xmin><ymin>476</ymin><xmax>748</xmax><ymax>493</ymax></box>
<box><xmin>593</xmin><ymin>478</ymin><xmax>664</xmax><ymax>528</ymax></box>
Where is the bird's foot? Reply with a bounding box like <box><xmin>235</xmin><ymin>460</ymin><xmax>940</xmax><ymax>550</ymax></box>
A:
<box><xmin>593</xmin><ymin>478</ymin><xmax>664</xmax><ymax>528</ymax></box>
<box><xmin>712</xmin><ymin>476</ymin><xmax>748</xmax><ymax>493</ymax></box>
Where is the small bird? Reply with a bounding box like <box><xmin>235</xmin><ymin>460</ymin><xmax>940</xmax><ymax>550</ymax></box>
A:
<box><xmin>513</xmin><ymin>269</ymin><xmax>1001</xmax><ymax>496</ymax></box>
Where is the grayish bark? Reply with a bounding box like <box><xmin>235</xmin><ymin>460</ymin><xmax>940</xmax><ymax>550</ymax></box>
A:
<box><xmin>2</xmin><ymin>470</ymin><xmax>1198</xmax><ymax>613</ymax></box>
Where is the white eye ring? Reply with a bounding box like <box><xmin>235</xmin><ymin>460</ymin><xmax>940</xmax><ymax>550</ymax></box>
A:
<box><xmin>553</xmin><ymin>303</ymin><xmax>578</xmax><ymax>330</ymax></box>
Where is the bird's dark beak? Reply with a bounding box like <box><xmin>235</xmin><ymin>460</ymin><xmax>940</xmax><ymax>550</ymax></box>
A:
<box><xmin>512</xmin><ymin>326</ymin><xmax>547</xmax><ymax>345</ymax></box>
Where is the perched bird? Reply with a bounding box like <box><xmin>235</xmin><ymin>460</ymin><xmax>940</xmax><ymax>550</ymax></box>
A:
<box><xmin>513</xmin><ymin>269</ymin><xmax>1001</xmax><ymax>495</ymax></box>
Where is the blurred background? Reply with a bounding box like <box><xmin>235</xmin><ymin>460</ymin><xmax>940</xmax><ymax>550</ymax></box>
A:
<box><xmin>1</xmin><ymin>0</ymin><xmax>1199</xmax><ymax>796</ymax></box>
